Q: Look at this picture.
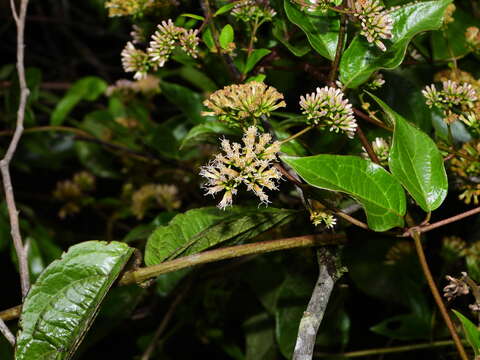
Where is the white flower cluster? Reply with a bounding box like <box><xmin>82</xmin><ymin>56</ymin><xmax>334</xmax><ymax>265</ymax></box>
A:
<box><xmin>200</xmin><ymin>126</ymin><xmax>282</xmax><ymax>209</ymax></box>
<box><xmin>299</xmin><ymin>86</ymin><xmax>357</xmax><ymax>138</ymax></box>
<box><xmin>351</xmin><ymin>0</ymin><xmax>393</xmax><ymax>51</ymax></box>
<box><xmin>310</xmin><ymin>210</ymin><xmax>337</xmax><ymax>229</ymax></box>
<box><xmin>232</xmin><ymin>0</ymin><xmax>277</xmax><ymax>22</ymax></box>
<box><xmin>422</xmin><ymin>80</ymin><xmax>478</xmax><ymax>124</ymax></box>
<box><xmin>121</xmin><ymin>19</ymin><xmax>199</xmax><ymax>79</ymax></box>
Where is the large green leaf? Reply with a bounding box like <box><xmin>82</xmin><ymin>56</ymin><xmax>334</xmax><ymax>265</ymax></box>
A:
<box><xmin>339</xmin><ymin>0</ymin><xmax>452</xmax><ymax>88</ymax></box>
<box><xmin>369</xmin><ymin>94</ymin><xmax>447</xmax><ymax>212</ymax></box>
<box><xmin>453</xmin><ymin>310</ymin><xmax>480</xmax><ymax>356</ymax></box>
<box><xmin>145</xmin><ymin>207</ymin><xmax>297</xmax><ymax>266</ymax></box>
<box><xmin>282</xmin><ymin>155</ymin><xmax>406</xmax><ymax>231</ymax></box>
<box><xmin>160</xmin><ymin>81</ymin><xmax>204</xmax><ymax>124</ymax></box>
<box><xmin>15</xmin><ymin>241</ymin><xmax>133</xmax><ymax>360</ymax></box>
<box><xmin>284</xmin><ymin>0</ymin><xmax>339</xmax><ymax>60</ymax></box>
<box><xmin>50</xmin><ymin>76</ymin><xmax>107</xmax><ymax>125</ymax></box>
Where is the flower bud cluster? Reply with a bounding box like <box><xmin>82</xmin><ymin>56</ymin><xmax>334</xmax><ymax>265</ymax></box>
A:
<box><xmin>362</xmin><ymin>137</ymin><xmax>389</xmax><ymax>165</ymax></box>
<box><xmin>121</xmin><ymin>19</ymin><xmax>199</xmax><ymax>79</ymax></box>
<box><xmin>202</xmin><ymin>82</ymin><xmax>286</xmax><ymax>128</ymax></box>
<box><xmin>466</xmin><ymin>26</ymin><xmax>480</xmax><ymax>52</ymax></box>
<box><xmin>350</xmin><ymin>0</ymin><xmax>393</xmax><ymax>52</ymax></box>
<box><xmin>422</xmin><ymin>80</ymin><xmax>478</xmax><ymax>125</ymax></box>
<box><xmin>53</xmin><ymin>172</ymin><xmax>96</xmax><ymax>218</ymax></box>
<box><xmin>106</xmin><ymin>75</ymin><xmax>160</xmax><ymax>97</ymax></box>
<box><xmin>232</xmin><ymin>0</ymin><xmax>277</xmax><ymax>22</ymax></box>
<box><xmin>384</xmin><ymin>241</ymin><xmax>414</xmax><ymax>264</ymax></box>
<box><xmin>131</xmin><ymin>184</ymin><xmax>181</xmax><ymax>219</ymax></box>
<box><xmin>200</xmin><ymin>126</ymin><xmax>282</xmax><ymax>209</ymax></box>
<box><xmin>299</xmin><ymin>86</ymin><xmax>357</xmax><ymax>138</ymax></box>
<box><xmin>450</xmin><ymin>141</ymin><xmax>480</xmax><ymax>205</ymax></box>
<box><xmin>310</xmin><ymin>210</ymin><xmax>337</xmax><ymax>229</ymax></box>
<box><xmin>105</xmin><ymin>0</ymin><xmax>171</xmax><ymax>17</ymax></box>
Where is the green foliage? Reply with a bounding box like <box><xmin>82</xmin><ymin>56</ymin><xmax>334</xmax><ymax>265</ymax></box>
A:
<box><xmin>340</xmin><ymin>0</ymin><xmax>452</xmax><ymax>88</ymax></box>
<box><xmin>370</xmin><ymin>93</ymin><xmax>448</xmax><ymax>211</ymax></box>
<box><xmin>15</xmin><ymin>241</ymin><xmax>133</xmax><ymax>360</ymax></box>
<box><xmin>282</xmin><ymin>155</ymin><xmax>406</xmax><ymax>231</ymax></box>
<box><xmin>453</xmin><ymin>310</ymin><xmax>480</xmax><ymax>356</ymax></box>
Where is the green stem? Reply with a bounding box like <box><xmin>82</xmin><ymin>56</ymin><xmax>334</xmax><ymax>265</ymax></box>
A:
<box><xmin>279</xmin><ymin>126</ymin><xmax>314</xmax><ymax>145</ymax></box>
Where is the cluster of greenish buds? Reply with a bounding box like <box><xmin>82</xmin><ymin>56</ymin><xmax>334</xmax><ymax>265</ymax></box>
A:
<box><xmin>53</xmin><ymin>172</ymin><xmax>96</xmax><ymax>218</ymax></box>
<box><xmin>105</xmin><ymin>0</ymin><xmax>172</xmax><ymax>17</ymax></box>
<box><xmin>466</xmin><ymin>27</ymin><xmax>480</xmax><ymax>52</ymax></box>
<box><xmin>422</xmin><ymin>80</ymin><xmax>478</xmax><ymax>125</ymax></box>
<box><xmin>310</xmin><ymin>210</ymin><xmax>337</xmax><ymax>229</ymax></box>
<box><xmin>350</xmin><ymin>0</ymin><xmax>393</xmax><ymax>52</ymax></box>
<box><xmin>291</xmin><ymin>0</ymin><xmax>338</xmax><ymax>13</ymax></box>
<box><xmin>232</xmin><ymin>0</ymin><xmax>277</xmax><ymax>22</ymax></box>
<box><xmin>362</xmin><ymin>137</ymin><xmax>389</xmax><ymax>165</ymax></box>
<box><xmin>384</xmin><ymin>241</ymin><xmax>414</xmax><ymax>265</ymax></box>
<box><xmin>202</xmin><ymin>82</ymin><xmax>286</xmax><ymax>128</ymax></box>
<box><xmin>299</xmin><ymin>86</ymin><xmax>357</xmax><ymax>138</ymax></box>
<box><xmin>121</xmin><ymin>19</ymin><xmax>199</xmax><ymax>79</ymax></box>
<box><xmin>105</xmin><ymin>75</ymin><xmax>160</xmax><ymax>97</ymax></box>
<box><xmin>200</xmin><ymin>126</ymin><xmax>282</xmax><ymax>209</ymax></box>
<box><xmin>131</xmin><ymin>184</ymin><xmax>181</xmax><ymax>219</ymax></box>
<box><xmin>367</xmin><ymin>73</ymin><xmax>385</xmax><ymax>90</ymax></box>
<box><xmin>443</xmin><ymin>3</ymin><xmax>456</xmax><ymax>25</ymax></box>
<box><xmin>450</xmin><ymin>141</ymin><xmax>480</xmax><ymax>205</ymax></box>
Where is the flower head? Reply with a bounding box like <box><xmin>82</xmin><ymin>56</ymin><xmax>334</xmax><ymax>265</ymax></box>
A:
<box><xmin>310</xmin><ymin>210</ymin><xmax>337</xmax><ymax>229</ymax></box>
<box><xmin>299</xmin><ymin>86</ymin><xmax>357</xmax><ymax>138</ymax></box>
<box><xmin>202</xmin><ymin>82</ymin><xmax>286</xmax><ymax>128</ymax></box>
<box><xmin>200</xmin><ymin>126</ymin><xmax>282</xmax><ymax>209</ymax></box>
<box><xmin>132</xmin><ymin>184</ymin><xmax>181</xmax><ymax>219</ymax></box>
<box><xmin>350</xmin><ymin>0</ymin><xmax>393</xmax><ymax>51</ymax></box>
<box><xmin>450</xmin><ymin>141</ymin><xmax>480</xmax><ymax>204</ymax></box>
<box><xmin>231</xmin><ymin>0</ymin><xmax>277</xmax><ymax>22</ymax></box>
<box><xmin>121</xmin><ymin>42</ymin><xmax>151</xmax><ymax>80</ymax></box>
<box><xmin>362</xmin><ymin>137</ymin><xmax>389</xmax><ymax>165</ymax></box>
<box><xmin>291</xmin><ymin>0</ymin><xmax>337</xmax><ymax>12</ymax></box>
<box><xmin>466</xmin><ymin>27</ymin><xmax>480</xmax><ymax>51</ymax></box>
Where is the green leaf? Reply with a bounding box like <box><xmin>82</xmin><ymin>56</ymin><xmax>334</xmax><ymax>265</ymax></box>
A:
<box><xmin>50</xmin><ymin>76</ymin><xmax>107</xmax><ymax>125</ymax></box>
<box><xmin>453</xmin><ymin>310</ymin><xmax>480</xmax><ymax>356</ymax></box>
<box><xmin>244</xmin><ymin>313</ymin><xmax>277</xmax><ymax>360</ymax></box>
<box><xmin>219</xmin><ymin>24</ymin><xmax>234</xmax><ymax>49</ymax></box>
<box><xmin>178</xmin><ymin>66</ymin><xmax>218</xmax><ymax>92</ymax></box>
<box><xmin>160</xmin><ymin>81</ymin><xmax>204</xmax><ymax>124</ymax></box>
<box><xmin>144</xmin><ymin>206</ymin><xmax>297</xmax><ymax>266</ymax></box>
<box><xmin>243</xmin><ymin>49</ymin><xmax>271</xmax><ymax>74</ymax></box>
<box><xmin>180</xmin><ymin>122</ymin><xmax>239</xmax><ymax>149</ymax></box>
<box><xmin>179</xmin><ymin>13</ymin><xmax>205</xmax><ymax>21</ymax></box>
<box><xmin>282</xmin><ymin>155</ymin><xmax>406</xmax><ymax>231</ymax></box>
<box><xmin>370</xmin><ymin>313</ymin><xmax>432</xmax><ymax>340</ymax></box>
<box><xmin>15</xmin><ymin>241</ymin><xmax>133</xmax><ymax>360</ymax></box>
<box><xmin>214</xmin><ymin>2</ymin><xmax>237</xmax><ymax>16</ymax></box>
<box><xmin>369</xmin><ymin>93</ymin><xmax>447</xmax><ymax>212</ymax></box>
<box><xmin>339</xmin><ymin>0</ymin><xmax>452</xmax><ymax>88</ymax></box>
<box><xmin>272</xmin><ymin>20</ymin><xmax>310</xmax><ymax>57</ymax></box>
<box><xmin>284</xmin><ymin>0</ymin><xmax>339</xmax><ymax>60</ymax></box>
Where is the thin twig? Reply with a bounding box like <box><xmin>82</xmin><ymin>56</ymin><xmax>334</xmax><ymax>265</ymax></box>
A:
<box><xmin>0</xmin><ymin>318</ymin><xmax>15</xmax><ymax>346</ymax></box>
<box><xmin>328</xmin><ymin>11</ymin><xmax>347</xmax><ymax>85</ymax></box>
<box><xmin>140</xmin><ymin>282</ymin><xmax>192</xmax><ymax>360</ymax></box>
<box><xmin>1</xmin><ymin>0</ymin><xmax>31</xmax><ymax>299</ymax></box>
<box><xmin>410</xmin><ymin>230</ymin><xmax>469</xmax><ymax>360</ymax></box>
<box><xmin>401</xmin><ymin>206</ymin><xmax>480</xmax><ymax>236</ymax></box>
<box><xmin>293</xmin><ymin>248</ymin><xmax>341</xmax><ymax>360</ymax></box>
<box><xmin>355</xmin><ymin>124</ymin><xmax>380</xmax><ymax>164</ymax></box>
<box><xmin>314</xmin><ymin>339</ymin><xmax>459</xmax><ymax>358</ymax></box>
<box><xmin>353</xmin><ymin>108</ymin><xmax>391</xmax><ymax>131</ymax></box>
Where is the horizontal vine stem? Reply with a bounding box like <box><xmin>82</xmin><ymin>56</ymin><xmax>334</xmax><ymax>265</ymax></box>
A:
<box><xmin>1</xmin><ymin>233</ymin><xmax>346</xmax><ymax>321</ymax></box>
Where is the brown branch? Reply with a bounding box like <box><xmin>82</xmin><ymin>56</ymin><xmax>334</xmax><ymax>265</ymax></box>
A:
<box><xmin>401</xmin><ymin>206</ymin><xmax>480</xmax><ymax>236</ymax></box>
<box><xmin>0</xmin><ymin>319</ymin><xmax>15</xmax><ymax>346</ymax></box>
<box><xmin>410</xmin><ymin>230</ymin><xmax>469</xmax><ymax>360</ymax></box>
<box><xmin>1</xmin><ymin>0</ymin><xmax>31</xmax><ymax>299</ymax></box>
<box><xmin>355</xmin><ymin>124</ymin><xmax>380</xmax><ymax>164</ymax></box>
<box><xmin>328</xmin><ymin>12</ymin><xmax>347</xmax><ymax>85</ymax></box>
<box><xmin>353</xmin><ymin>108</ymin><xmax>391</xmax><ymax>131</ymax></box>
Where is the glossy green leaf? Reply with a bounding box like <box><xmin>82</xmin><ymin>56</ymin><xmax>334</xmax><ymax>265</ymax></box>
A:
<box><xmin>145</xmin><ymin>207</ymin><xmax>297</xmax><ymax>266</ymax></box>
<box><xmin>453</xmin><ymin>310</ymin><xmax>480</xmax><ymax>356</ymax></box>
<box><xmin>339</xmin><ymin>0</ymin><xmax>452</xmax><ymax>88</ymax></box>
<box><xmin>272</xmin><ymin>20</ymin><xmax>310</xmax><ymax>57</ymax></box>
<box><xmin>219</xmin><ymin>24</ymin><xmax>234</xmax><ymax>49</ymax></box>
<box><xmin>282</xmin><ymin>155</ymin><xmax>406</xmax><ymax>231</ymax></box>
<box><xmin>15</xmin><ymin>241</ymin><xmax>133</xmax><ymax>360</ymax></box>
<box><xmin>369</xmin><ymin>93</ymin><xmax>447</xmax><ymax>212</ymax></box>
<box><xmin>179</xmin><ymin>13</ymin><xmax>205</xmax><ymax>21</ymax></box>
<box><xmin>243</xmin><ymin>49</ymin><xmax>271</xmax><ymax>74</ymax></box>
<box><xmin>50</xmin><ymin>76</ymin><xmax>107</xmax><ymax>125</ymax></box>
<box><xmin>214</xmin><ymin>2</ymin><xmax>236</xmax><ymax>16</ymax></box>
<box><xmin>284</xmin><ymin>0</ymin><xmax>339</xmax><ymax>60</ymax></box>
